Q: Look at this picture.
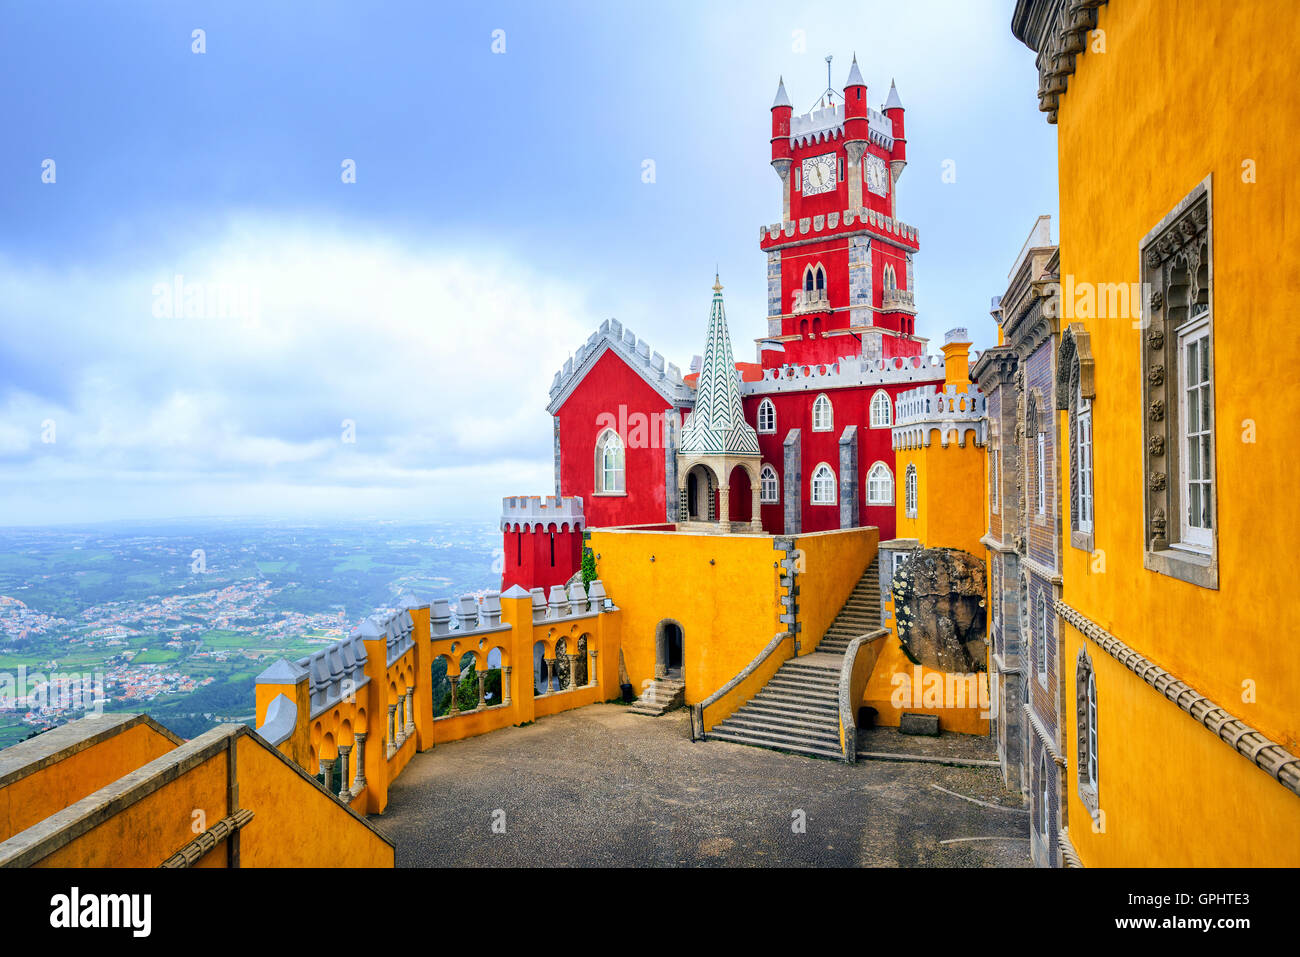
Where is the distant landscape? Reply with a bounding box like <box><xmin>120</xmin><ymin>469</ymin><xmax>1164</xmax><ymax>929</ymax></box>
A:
<box><xmin>0</xmin><ymin>518</ymin><xmax>501</xmax><ymax>749</ymax></box>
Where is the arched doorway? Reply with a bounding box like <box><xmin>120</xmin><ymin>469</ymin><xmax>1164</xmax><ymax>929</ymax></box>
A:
<box><xmin>728</xmin><ymin>464</ymin><xmax>753</xmax><ymax>524</ymax></box>
<box><xmin>685</xmin><ymin>464</ymin><xmax>718</xmax><ymax>522</ymax></box>
<box><xmin>655</xmin><ymin>619</ymin><xmax>684</xmax><ymax>678</ymax></box>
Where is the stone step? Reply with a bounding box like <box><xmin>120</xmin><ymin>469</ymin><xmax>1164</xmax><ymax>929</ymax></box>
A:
<box><xmin>726</xmin><ymin>711</ymin><xmax>838</xmax><ymax>736</ymax></box>
<box><xmin>750</xmin><ymin>694</ymin><xmax>838</xmax><ymax>715</ymax></box>
<box><xmin>706</xmin><ymin>727</ymin><xmax>843</xmax><ymax>760</ymax></box>
<box><xmin>712</xmin><ymin>717</ymin><xmax>840</xmax><ymax>744</ymax></box>
<box><xmin>762</xmin><ymin>680</ymin><xmax>838</xmax><ymax>699</ymax></box>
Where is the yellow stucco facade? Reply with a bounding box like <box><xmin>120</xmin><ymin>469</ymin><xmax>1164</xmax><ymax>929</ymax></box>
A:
<box><xmin>1046</xmin><ymin>0</ymin><xmax>1300</xmax><ymax>865</ymax></box>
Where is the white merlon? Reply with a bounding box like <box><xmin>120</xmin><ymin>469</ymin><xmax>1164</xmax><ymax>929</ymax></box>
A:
<box><xmin>501</xmin><ymin>494</ymin><xmax>584</xmax><ymax>531</ymax></box>
<box><xmin>944</xmin><ymin>327</ymin><xmax>970</xmax><ymax>344</ymax></box>
<box><xmin>761</xmin><ymin>207</ymin><xmax>918</xmax><ymax>245</ymax></box>
<box><xmin>548</xmin><ymin>318</ymin><xmax>693</xmax><ymax>415</ymax></box>
<box><xmin>891</xmin><ymin>383</ymin><xmax>988</xmax><ymax>450</ymax></box>
<box><xmin>741</xmin><ymin>353</ymin><xmax>948</xmax><ymax>397</ymax></box>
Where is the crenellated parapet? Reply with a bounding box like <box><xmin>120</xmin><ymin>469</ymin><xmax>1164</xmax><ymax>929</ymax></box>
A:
<box><xmin>253</xmin><ymin>581</ymin><xmax>623</xmax><ymax>818</ymax></box>
<box><xmin>759</xmin><ymin>204</ymin><xmax>919</xmax><ymax>248</ymax></box>
<box><xmin>741</xmin><ymin>352</ymin><xmax>952</xmax><ymax>397</ymax></box>
<box><xmin>787</xmin><ymin>102</ymin><xmax>895</xmax><ymax>150</ymax></box>
<box><xmin>500</xmin><ymin>494</ymin><xmax>584</xmax><ymax>532</ymax></box>
<box><xmin>891</xmin><ymin>383</ymin><xmax>988</xmax><ymax>450</ymax></box>
<box><xmin>547</xmin><ymin>318</ymin><xmax>693</xmax><ymax>415</ymax></box>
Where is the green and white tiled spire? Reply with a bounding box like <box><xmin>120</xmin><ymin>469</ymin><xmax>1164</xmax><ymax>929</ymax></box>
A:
<box><xmin>679</xmin><ymin>275</ymin><xmax>761</xmax><ymax>456</ymax></box>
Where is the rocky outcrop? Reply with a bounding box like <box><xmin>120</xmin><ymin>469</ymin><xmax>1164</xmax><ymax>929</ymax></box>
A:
<box><xmin>892</xmin><ymin>548</ymin><xmax>988</xmax><ymax>673</ymax></box>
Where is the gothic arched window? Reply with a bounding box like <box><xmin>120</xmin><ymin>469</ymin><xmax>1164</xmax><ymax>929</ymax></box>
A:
<box><xmin>811</xmin><ymin>463</ymin><xmax>836</xmax><ymax>505</ymax></box>
<box><xmin>757</xmin><ymin>398</ymin><xmax>776</xmax><ymax>434</ymax></box>
<box><xmin>905</xmin><ymin>464</ymin><xmax>918</xmax><ymax>518</ymax></box>
<box><xmin>595</xmin><ymin>429</ymin><xmax>625</xmax><ymax>494</ymax></box>
<box><xmin>812</xmin><ymin>394</ymin><xmax>833</xmax><ymax>432</ymax></box>
<box><xmin>760</xmin><ymin>464</ymin><xmax>779</xmax><ymax>504</ymax></box>
<box><xmin>870</xmin><ymin>389</ymin><xmax>892</xmax><ymax>428</ymax></box>
<box><xmin>866</xmin><ymin>461</ymin><xmax>893</xmax><ymax>505</ymax></box>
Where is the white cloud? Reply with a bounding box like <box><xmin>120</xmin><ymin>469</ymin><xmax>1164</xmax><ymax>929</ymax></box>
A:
<box><xmin>0</xmin><ymin>219</ymin><xmax>599</xmax><ymax>524</ymax></box>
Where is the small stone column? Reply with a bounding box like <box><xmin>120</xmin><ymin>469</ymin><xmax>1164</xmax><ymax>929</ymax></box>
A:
<box><xmin>352</xmin><ymin>733</ymin><xmax>367</xmax><ymax>794</ymax></box>
<box><xmin>750</xmin><ymin>479</ymin><xmax>763</xmax><ymax>532</ymax></box>
<box><xmin>476</xmin><ymin>671</ymin><xmax>487</xmax><ymax>709</ymax></box>
<box><xmin>337</xmin><ymin>745</ymin><xmax>352</xmax><ymax>799</ymax></box>
<box><xmin>321</xmin><ymin>756</ymin><xmax>336</xmax><ymax>793</ymax></box>
<box><xmin>589</xmin><ymin>648</ymin><xmax>599</xmax><ymax>687</ymax></box>
<box><xmin>394</xmin><ymin>694</ymin><xmax>406</xmax><ymax>746</ymax></box>
<box><xmin>719</xmin><ymin>484</ymin><xmax>730</xmax><ymax>524</ymax></box>
<box><xmin>448</xmin><ymin>675</ymin><xmax>461</xmax><ymax>715</ymax></box>
<box><xmin>568</xmin><ymin>654</ymin><xmax>583</xmax><ymax>690</ymax></box>
<box><xmin>387</xmin><ymin>704</ymin><xmax>398</xmax><ymax>756</ymax></box>
<box><xmin>405</xmin><ymin>685</ymin><xmax>416</xmax><ymax>734</ymax></box>
<box><xmin>543</xmin><ymin>658</ymin><xmax>555</xmax><ymax>695</ymax></box>
<box><xmin>502</xmin><ymin>665</ymin><xmax>513</xmax><ymax>705</ymax></box>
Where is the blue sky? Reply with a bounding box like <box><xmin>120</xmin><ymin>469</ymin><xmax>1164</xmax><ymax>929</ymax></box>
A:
<box><xmin>0</xmin><ymin>0</ymin><xmax>1057</xmax><ymax>526</ymax></box>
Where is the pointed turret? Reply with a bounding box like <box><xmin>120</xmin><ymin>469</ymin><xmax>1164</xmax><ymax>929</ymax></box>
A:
<box><xmin>846</xmin><ymin>54</ymin><xmax>866</xmax><ymax>90</ymax></box>
<box><xmin>772</xmin><ymin>76</ymin><xmax>792</xmax><ymax>109</ymax></box>
<box><xmin>679</xmin><ymin>276</ymin><xmax>760</xmax><ymax>456</ymax></box>
<box><xmin>883</xmin><ymin>78</ymin><xmax>904</xmax><ymax>111</ymax></box>
<box><xmin>770</xmin><ymin>76</ymin><xmax>794</xmax><ymax>218</ymax></box>
<box><xmin>884</xmin><ymin>78</ymin><xmax>907</xmax><ymax>167</ymax></box>
<box><xmin>843</xmin><ymin>54</ymin><xmax>869</xmax><ymax>208</ymax></box>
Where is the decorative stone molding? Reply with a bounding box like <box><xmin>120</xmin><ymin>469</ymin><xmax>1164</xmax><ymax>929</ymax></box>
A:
<box><xmin>1011</xmin><ymin>0</ymin><xmax>1110</xmax><ymax>124</ymax></box>
<box><xmin>1022</xmin><ymin>701</ymin><xmax>1065</xmax><ymax>769</ymax></box>
<box><xmin>1139</xmin><ymin>176</ymin><xmax>1217</xmax><ymax>588</ymax></box>
<box><xmin>160</xmin><ymin>808</ymin><xmax>255</xmax><ymax>868</ymax></box>
<box><xmin>1057</xmin><ymin>599</ymin><xmax>1300</xmax><ymax>800</ymax></box>
<box><xmin>547</xmin><ymin>317</ymin><xmax>692</xmax><ymax>415</ymax></box>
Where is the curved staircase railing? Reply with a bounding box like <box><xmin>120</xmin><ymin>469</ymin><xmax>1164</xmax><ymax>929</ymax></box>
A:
<box><xmin>690</xmin><ymin>630</ymin><xmax>794</xmax><ymax>741</ymax></box>
<box><xmin>836</xmin><ymin>628</ymin><xmax>889</xmax><ymax>762</ymax></box>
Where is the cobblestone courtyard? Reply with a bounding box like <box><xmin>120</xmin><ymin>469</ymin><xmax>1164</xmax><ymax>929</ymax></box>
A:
<box><xmin>373</xmin><ymin>704</ymin><xmax>1030</xmax><ymax>867</ymax></box>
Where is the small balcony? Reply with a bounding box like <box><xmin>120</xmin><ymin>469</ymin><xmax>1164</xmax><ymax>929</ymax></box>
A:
<box><xmin>881</xmin><ymin>287</ymin><xmax>916</xmax><ymax>313</ymax></box>
<box><xmin>792</xmin><ymin>288</ymin><xmax>830</xmax><ymax>314</ymax></box>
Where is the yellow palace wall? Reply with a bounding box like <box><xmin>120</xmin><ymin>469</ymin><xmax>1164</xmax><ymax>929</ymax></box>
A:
<box><xmin>591</xmin><ymin>526</ymin><xmax>876</xmax><ymax>703</ymax></box>
<box><xmin>1054</xmin><ymin>0</ymin><xmax>1300</xmax><ymax>864</ymax></box>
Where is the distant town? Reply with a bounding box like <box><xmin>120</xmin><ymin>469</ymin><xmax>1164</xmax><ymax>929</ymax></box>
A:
<box><xmin>0</xmin><ymin>519</ymin><xmax>499</xmax><ymax>746</ymax></box>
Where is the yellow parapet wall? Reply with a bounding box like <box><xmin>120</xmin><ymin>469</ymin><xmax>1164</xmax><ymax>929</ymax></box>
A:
<box><xmin>0</xmin><ymin>713</ymin><xmax>181</xmax><ymax>843</ymax></box>
<box><xmin>789</xmin><ymin>527</ymin><xmax>879</xmax><ymax>656</ymax></box>
<box><xmin>0</xmin><ymin>720</ymin><xmax>394</xmax><ymax>868</ymax></box>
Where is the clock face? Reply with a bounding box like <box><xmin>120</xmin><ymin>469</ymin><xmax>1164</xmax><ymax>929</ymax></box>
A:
<box><xmin>865</xmin><ymin>154</ymin><xmax>889</xmax><ymax>197</ymax></box>
<box><xmin>801</xmin><ymin>153</ymin><xmax>837</xmax><ymax>196</ymax></box>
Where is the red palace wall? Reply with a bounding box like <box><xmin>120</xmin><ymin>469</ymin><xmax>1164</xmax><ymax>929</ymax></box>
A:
<box><xmin>501</xmin><ymin>523</ymin><xmax>583</xmax><ymax>593</ymax></box>
<box><xmin>555</xmin><ymin>349</ymin><xmax>673</xmax><ymax>528</ymax></box>
<box><xmin>745</xmin><ymin>381</ymin><xmax>928</xmax><ymax>539</ymax></box>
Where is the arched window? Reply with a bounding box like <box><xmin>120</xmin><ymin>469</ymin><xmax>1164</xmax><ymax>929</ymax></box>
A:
<box><xmin>760</xmin><ymin>464</ymin><xmax>779</xmax><ymax>504</ymax></box>
<box><xmin>870</xmin><ymin>389</ymin><xmax>892</xmax><ymax>428</ymax></box>
<box><xmin>815</xmin><ymin>266</ymin><xmax>826</xmax><ymax>290</ymax></box>
<box><xmin>866</xmin><ymin>462</ymin><xmax>893</xmax><ymax>505</ymax></box>
<box><xmin>811</xmin><ymin>463</ymin><xmax>836</xmax><ymax>505</ymax></box>
<box><xmin>1076</xmin><ymin>649</ymin><xmax>1099</xmax><ymax>816</ymax></box>
<box><xmin>595</xmin><ymin>429</ymin><xmax>624</xmax><ymax>494</ymax></box>
<box><xmin>1039</xmin><ymin>751</ymin><xmax>1051</xmax><ymax>838</ymax></box>
<box><xmin>905</xmin><ymin>464</ymin><xmax>918</xmax><ymax>518</ymax></box>
<box><xmin>757</xmin><ymin>398</ymin><xmax>776</xmax><ymax>434</ymax></box>
<box><xmin>1076</xmin><ymin>380</ymin><xmax>1093</xmax><ymax>533</ymax></box>
<box><xmin>804</xmin><ymin>267</ymin><xmax>814</xmax><ymax>292</ymax></box>
<box><xmin>812</xmin><ymin>394</ymin><xmax>833</xmax><ymax>432</ymax></box>
<box><xmin>1036</xmin><ymin>593</ymin><xmax>1049</xmax><ymax>682</ymax></box>
<box><xmin>883</xmin><ymin>265</ymin><xmax>896</xmax><ymax>291</ymax></box>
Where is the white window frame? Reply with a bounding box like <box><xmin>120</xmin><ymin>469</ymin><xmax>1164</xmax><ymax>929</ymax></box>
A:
<box><xmin>1177</xmin><ymin>313</ymin><xmax>1213</xmax><ymax>551</ymax></box>
<box><xmin>904</xmin><ymin>464</ymin><xmax>917</xmax><ymax>518</ymax></box>
<box><xmin>1076</xmin><ymin>380</ymin><xmax>1093</xmax><ymax>534</ymax></box>
<box><xmin>757</xmin><ymin>398</ymin><xmax>776</xmax><ymax>434</ymax></box>
<box><xmin>1036</xmin><ymin>594</ymin><xmax>1049</xmax><ymax>684</ymax></box>
<box><xmin>811</xmin><ymin>463</ymin><xmax>836</xmax><ymax>505</ymax></box>
<box><xmin>1086</xmin><ymin>671</ymin><xmax>1098</xmax><ymax>791</ymax></box>
<box><xmin>866</xmin><ymin>461</ymin><xmax>893</xmax><ymax>506</ymax></box>
<box><xmin>759</xmin><ymin>464</ymin><xmax>779</xmax><ymax>504</ymax></box>
<box><xmin>991</xmin><ymin>447</ymin><xmax>1000</xmax><ymax>514</ymax></box>
<box><xmin>811</xmin><ymin>393</ymin><xmax>833</xmax><ymax>432</ymax></box>
<box><xmin>1036</xmin><ymin>432</ymin><xmax>1046</xmax><ymax>514</ymax></box>
<box><xmin>869</xmin><ymin>389</ymin><xmax>892</xmax><ymax>429</ymax></box>
<box><xmin>594</xmin><ymin>429</ymin><xmax>625</xmax><ymax>495</ymax></box>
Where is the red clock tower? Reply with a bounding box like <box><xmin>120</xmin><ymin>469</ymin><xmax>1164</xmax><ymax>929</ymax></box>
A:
<box><xmin>760</xmin><ymin>55</ymin><xmax>920</xmax><ymax>371</ymax></box>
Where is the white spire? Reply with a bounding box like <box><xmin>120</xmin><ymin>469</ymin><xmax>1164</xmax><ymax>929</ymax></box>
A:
<box><xmin>772</xmin><ymin>76</ymin><xmax>791</xmax><ymax>109</ymax></box>
<box><xmin>846</xmin><ymin>53</ymin><xmax>865</xmax><ymax>88</ymax></box>
<box><xmin>679</xmin><ymin>276</ymin><xmax>760</xmax><ymax>456</ymax></box>
<box><xmin>884</xmin><ymin>78</ymin><xmax>904</xmax><ymax>111</ymax></box>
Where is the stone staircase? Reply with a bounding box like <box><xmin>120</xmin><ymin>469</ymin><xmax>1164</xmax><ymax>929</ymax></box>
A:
<box><xmin>629</xmin><ymin>674</ymin><xmax>685</xmax><ymax>716</ymax></box>
<box><xmin>815</xmin><ymin>558</ymin><xmax>881</xmax><ymax>657</ymax></box>
<box><xmin>704</xmin><ymin>558</ymin><xmax>883</xmax><ymax>761</ymax></box>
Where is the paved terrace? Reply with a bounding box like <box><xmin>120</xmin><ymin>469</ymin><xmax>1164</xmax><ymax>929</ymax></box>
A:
<box><xmin>373</xmin><ymin>705</ymin><xmax>1029</xmax><ymax>867</ymax></box>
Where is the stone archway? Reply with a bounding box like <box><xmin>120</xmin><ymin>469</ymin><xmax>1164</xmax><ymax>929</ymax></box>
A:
<box><xmin>654</xmin><ymin>619</ymin><xmax>685</xmax><ymax>679</ymax></box>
